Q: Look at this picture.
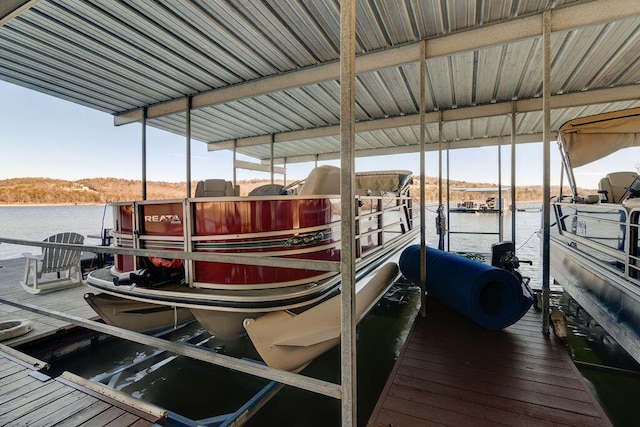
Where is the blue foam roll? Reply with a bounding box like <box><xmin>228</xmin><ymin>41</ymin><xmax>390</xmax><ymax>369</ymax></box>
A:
<box><xmin>399</xmin><ymin>244</ymin><xmax>533</xmax><ymax>329</ymax></box>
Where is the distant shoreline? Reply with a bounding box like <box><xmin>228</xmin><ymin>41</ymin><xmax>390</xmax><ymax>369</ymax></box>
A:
<box><xmin>1</xmin><ymin>177</ymin><xmax>569</xmax><ymax>205</ymax></box>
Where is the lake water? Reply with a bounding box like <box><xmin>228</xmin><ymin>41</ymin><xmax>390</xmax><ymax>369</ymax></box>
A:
<box><xmin>0</xmin><ymin>205</ymin><xmax>113</xmax><ymax>259</ymax></box>
<box><xmin>1</xmin><ymin>204</ymin><xmax>637</xmax><ymax>425</ymax></box>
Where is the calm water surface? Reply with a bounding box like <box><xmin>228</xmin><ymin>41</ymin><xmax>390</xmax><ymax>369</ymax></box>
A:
<box><xmin>0</xmin><ymin>205</ymin><xmax>112</xmax><ymax>259</ymax></box>
<box><xmin>1</xmin><ymin>204</ymin><xmax>637</xmax><ymax>425</ymax></box>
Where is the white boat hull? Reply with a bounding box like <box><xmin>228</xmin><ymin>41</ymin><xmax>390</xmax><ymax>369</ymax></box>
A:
<box><xmin>546</xmin><ymin>108</ymin><xmax>640</xmax><ymax>364</ymax></box>
<box><xmin>550</xmin><ymin>234</ymin><xmax>640</xmax><ymax>363</ymax></box>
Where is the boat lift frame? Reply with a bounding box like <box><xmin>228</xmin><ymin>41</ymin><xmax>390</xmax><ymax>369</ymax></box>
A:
<box><xmin>89</xmin><ymin>327</ymin><xmax>284</xmax><ymax>427</ymax></box>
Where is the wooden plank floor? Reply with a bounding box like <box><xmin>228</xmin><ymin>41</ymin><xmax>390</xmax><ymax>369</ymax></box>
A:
<box><xmin>0</xmin><ymin>343</ymin><xmax>166</xmax><ymax>426</ymax></box>
<box><xmin>0</xmin><ymin>257</ymin><xmax>99</xmax><ymax>347</ymax></box>
<box><xmin>368</xmin><ymin>300</ymin><xmax>613</xmax><ymax>427</ymax></box>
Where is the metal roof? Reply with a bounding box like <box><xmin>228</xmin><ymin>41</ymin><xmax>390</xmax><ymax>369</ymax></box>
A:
<box><xmin>1</xmin><ymin>0</ymin><xmax>640</xmax><ymax>166</ymax></box>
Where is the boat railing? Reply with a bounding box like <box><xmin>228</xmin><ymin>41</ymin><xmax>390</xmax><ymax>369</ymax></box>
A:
<box><xmin>108</xmin><ymin>192</ymin><xmax>416</xmax><ymax>287</ymax></box>
<box><xmin>624</xmin><ymin>208</ymin><xmax>640</xmax><ymax>280</ymax></box>
<box><xmin>552</xmin><ymin>201</ymin><xmax>640</xmax><ymax>283</ymax></box>
<box><xmin>0</xmin><ymin>192</ymin><xmax>416</xmax><ymax>284</ymax></box>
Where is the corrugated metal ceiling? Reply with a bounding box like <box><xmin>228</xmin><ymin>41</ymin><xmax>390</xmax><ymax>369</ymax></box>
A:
<box><xmin>1</xmin><ymin>0</ymin><xmax>639</xmax><ymax>165</ymax></box>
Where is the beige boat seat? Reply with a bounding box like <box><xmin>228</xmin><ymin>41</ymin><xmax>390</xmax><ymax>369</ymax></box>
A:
<box><xmin>299</xmin><ymin>165</ymin><xmax>341</xmax><ymax>195</ymax></box>
<box><xmin>195</xmin><ymin>179</ymin><xmax>237</xmax><ymax>197</ymax></box>
<box><xmin>248</xmin><ymin>183</ymin><xmax>287</xmax><ymax>196</ymax></box>
<box><xmin>575</xmin><ymin>194</ymin><xmax>600</xmax><ymax>204</ymax></box>
<box><xmin>598</xmin><ymin>171</ymin><xmax>639</xmax><ymax>203</ymax></box>
<box><xmin>355</xmin><ymin>170</ymin><xmax>413</xmax><ymax>196</ymax></box>
<box><xmin>298</xmin><ymin>166</ymin><xmax>414</xmax><ymax>197</ymax></box>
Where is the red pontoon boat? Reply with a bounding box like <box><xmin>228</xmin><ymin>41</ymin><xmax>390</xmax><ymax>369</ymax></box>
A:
<box><xmin>86</xmin><ymin>166</ymin><xmax>419</xmax><ymax>370</ymax></box>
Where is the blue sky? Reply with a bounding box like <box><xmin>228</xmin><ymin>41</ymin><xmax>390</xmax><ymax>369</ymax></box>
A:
<box><xmin>1</xmin><ymin>80</ymin><xmax>638</xmax><ymax>190</ymax></box>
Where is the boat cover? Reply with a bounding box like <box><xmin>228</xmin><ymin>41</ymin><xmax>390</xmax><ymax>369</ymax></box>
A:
<box><xmin>399</xmin><ymin>245</ymin><xmax>533</xmax><ymax>330</ymax></box>
<box><xmin>559</xmin><ymin>107</ymin><xmax>640</xmax><ymax>168</ymax></box>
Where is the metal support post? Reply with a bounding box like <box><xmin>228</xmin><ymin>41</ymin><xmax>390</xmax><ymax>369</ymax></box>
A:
<box><xmin>498</xmin><ymin>138</ymin><xmax>503</xmax><ymax>241</ymax></box>
<box><xmin>419</xmin><ymin>40</ymin><xmax>427</xmax><ymax>318</ymax></box>
<box><xmin>511</xmin><ymin>103</ymin><xmax>517</xmax><ymax>246</ymax></box>
<box><xmin>141</xmin><ymin>107</ymin><xmax>147</xmax><ymax>200</ymax></box>
<box><xmin>186</xmin><ymin>96</ymin><xmax>192</xmax><ymax>197</ymax></box>
<box><xmin>270</xmin><ymin>135</ymin><xmax>275</xmax><ymax>184</ymax></box>
<box><xmin>232</xmin><ymin>140</ymin><xmax>237</xmax><ymax>187</ymax></box>
<box><xmin>541</xmin><ymin>10</ymin><xmax>552</xmax><ymax>334</ymax></box>
<box><xmin>446</xmin><ymin>142</ymin><xmax>451</xmax><ymax>252</ymax></box>
<box><xmin>339</xmin><ymin>0</ymin><xmax>357</xmax><ymax>425</ymax></box>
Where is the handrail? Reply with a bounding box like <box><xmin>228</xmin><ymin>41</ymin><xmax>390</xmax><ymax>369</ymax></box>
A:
<box><xmin>0</xmin><ymin>237</ymin><xmax>340</xmax><ymax>273</ymax></box>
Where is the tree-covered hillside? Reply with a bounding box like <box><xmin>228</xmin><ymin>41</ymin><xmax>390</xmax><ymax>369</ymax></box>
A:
<box><xmin>0</xmin><ymin>177</ymin><xmax>589</xmax><ymax>205</ymax></box>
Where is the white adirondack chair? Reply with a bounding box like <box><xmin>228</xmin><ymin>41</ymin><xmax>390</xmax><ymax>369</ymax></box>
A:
<box><xmin>21</xmin><ymin>232</ymin><xmax>85</xmax><ymax>294</ymax></box>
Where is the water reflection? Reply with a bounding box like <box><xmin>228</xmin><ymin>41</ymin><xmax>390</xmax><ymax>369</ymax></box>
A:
<box><xmin>556</xmin><ymin>292</ymin><xmax>640</xmax><ymax>427</ymax></box>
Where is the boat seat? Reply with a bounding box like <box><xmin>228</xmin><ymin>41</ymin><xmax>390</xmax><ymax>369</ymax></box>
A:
<box><xmin>623</xmin><ymin>197</ymin><xmax>640</xmax><ymax>210</ymax></box>
<box><xmin>298</xmin><ymin>166</ymin><xmax>414</xmax><ymax>197</ymax></box>
<box><xmin>248</xmin><ymin>183</ymin><xmax>287</xmax><ymax>196</ymax></box>
<box><xmin>298</xmin><ymin>165</ymin><xmax>341</xmax><ymax>195</ymax></box>
<box><xmin>598</xmin><ymin>171</ymin><xmax>639</xmax><ymax>203</ymax></box>
<box><xmin>355</xmin><ymin>170</ymin><xmax>413</xmax><ymax>196</ymax></box>
<box><xmin>575</xmin><ymin>194</ymin><xmax>600</xmax><ymax>204</ymax></box>
<box><xmin>195</xmin><ymin>179</ymin><xmax>236</xmax><ymax>197</ymax></box>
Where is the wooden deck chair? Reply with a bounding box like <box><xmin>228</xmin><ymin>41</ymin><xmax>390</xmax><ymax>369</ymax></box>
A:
<box><xmin>21</xmin><ymin>232</ymin><xmax>85</xmax><ymax>294</ymax></box>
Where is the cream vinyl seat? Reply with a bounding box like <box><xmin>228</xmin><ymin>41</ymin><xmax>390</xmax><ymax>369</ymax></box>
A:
<box><xmin>194</xmin><ymin>179</ymin><xmax>238</xmax><ymax>197</ymax></box>
<box><xmin>598</xmin><ymin>171</ymin><xmax>639</xmax><ymax>203</ymax></box>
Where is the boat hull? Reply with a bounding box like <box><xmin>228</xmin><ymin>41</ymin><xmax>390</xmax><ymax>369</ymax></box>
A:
<box><xmin>87</xmin><ymin>227</ymin><xmax>417</xmax><ymax>339</ymax></box>
<box><xmin>84</xmin><ymin>292</ymin><xmax>195</xmax><ymax>335</ymax></box>
<box><xmin>86</xmin><ymin>169</ymin><xmax>418</xmax><ymax>367</ymax></box>
<box><xmin>88</xmin><ymin>186</ymin><xmax>418</xmax><ymax>340</ymax></box>
<box><xmin>547</xmin><ymin>108</ymin><xmax>640</xmax><ymax>365</ymax></box>
<box><xmin>549</xmin><ymin>233</ymin><xmax>640</xmax><ymax>363</ymax></box>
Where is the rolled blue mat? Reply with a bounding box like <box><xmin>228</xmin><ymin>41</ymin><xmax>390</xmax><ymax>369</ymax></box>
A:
<box><xmin>399</xmin><ymin>244</ymin><xmax>533</xmax><ymax>329</ymax></box>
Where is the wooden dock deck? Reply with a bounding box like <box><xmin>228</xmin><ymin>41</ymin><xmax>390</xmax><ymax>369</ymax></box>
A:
<box><xmin>0</xmin><ymin>343</ymin><xmax>166</xmax><ymax>426</ymax></box>
<box><xmin>0</xmin><ymin>257</ymin><xmax>99</xmax><ymax>348</ymax></box>
<box><xmin>368</xmin><ymin>300</ymin><xmax>613</xmax><ymax>426</ymax></box>
<box><xmin>0</xmin><ymin>257</ymin><xmax>168</xmax><ymax>425</ymax></box>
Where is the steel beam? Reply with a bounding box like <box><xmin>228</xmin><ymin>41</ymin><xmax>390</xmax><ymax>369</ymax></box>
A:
<box><xmin>207</xmin><ymin>84</ymin><xmax>640</xmax><ymax>153</ymax></box>
<box><xmin>115</xmin><ymin>0</ymin><xmax>639</xmax><ymax>126</ymax></box>
<box><xmin>0</xmin><ymin>0</ymin><xmax>39</xmax><ymax>25</ymax></box>
<box><xmin>271</xmin><ymin>132</ymin><xmax>550</xmax><ymax>164</ymax></box>
<box><xmin>419</xmin><ymin>40</ymin><xmax>427</xmax><ymax>319</ymax></box>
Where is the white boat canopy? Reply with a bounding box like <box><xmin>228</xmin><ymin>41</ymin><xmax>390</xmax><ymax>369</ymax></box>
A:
<box><xmin>559</xmin><ymin>107</ymin><xmax>640</xmax><ymax>168</ymax></box>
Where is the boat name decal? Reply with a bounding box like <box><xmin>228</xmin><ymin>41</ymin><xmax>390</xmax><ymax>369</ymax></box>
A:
<box><xmin>144</xmin><ymin>214</ymin><xmax>182</xmax><ymax>224</ymax></box>
<box><xmin>284</xmin><ymin>231</ymin><xmax>325</xmax><ymax>247</ymax></box>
